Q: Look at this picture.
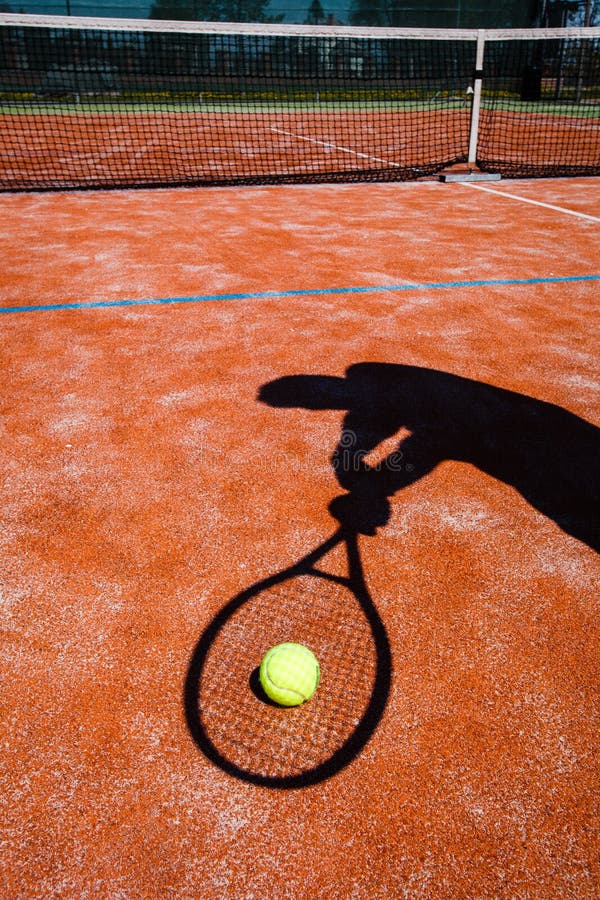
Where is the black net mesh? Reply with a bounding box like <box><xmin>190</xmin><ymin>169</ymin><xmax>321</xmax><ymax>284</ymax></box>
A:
<box><xmin>0</xmin><ymin>18</ymin><xmax>599</xmax><ymax>191</ymax></box>
<box><xmin>478</xmin><ymin>36</ymin><xmax>600</xmax><ymax>178</ymax></box>
<box><xmin>0</xmin><ymin>19</ymin><xmax>474</xmax><ymax>190</ymax></box>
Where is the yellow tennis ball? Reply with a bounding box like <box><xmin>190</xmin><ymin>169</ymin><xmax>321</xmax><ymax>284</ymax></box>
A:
<box><xmin>259</xmin><ymin>642</ymin><xmax>320</xmax><ymax>707</ymax></box>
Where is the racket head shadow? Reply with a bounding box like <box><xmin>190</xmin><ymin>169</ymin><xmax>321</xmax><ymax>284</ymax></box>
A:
<box><xmin>184</xmin><ymin>529</ymin><xmax>392</xmax><ymax>789</ymax></box>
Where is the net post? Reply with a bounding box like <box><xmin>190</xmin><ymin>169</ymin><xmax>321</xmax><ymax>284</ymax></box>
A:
<box><xmin>467</xmin><ymin>29</ymin><xmax>485</xmax><ymax>167</ymax></box>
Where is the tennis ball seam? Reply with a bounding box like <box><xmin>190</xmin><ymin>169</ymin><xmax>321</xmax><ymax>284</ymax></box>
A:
<box><xmin>265</xmin><ymin>649</ymin><xmax>309</xmax><ymax>703</ymax></box>
<box><xmin>263</xmin><ymin>662</ymin><xmax>305</xmax><ymax>704</ymax></box>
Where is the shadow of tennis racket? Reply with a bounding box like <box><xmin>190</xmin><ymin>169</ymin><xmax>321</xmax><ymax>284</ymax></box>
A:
<box><xmin>184</xmin><ymin>497</ymin><xmax>392</xmax><ymax>789</ymax></box>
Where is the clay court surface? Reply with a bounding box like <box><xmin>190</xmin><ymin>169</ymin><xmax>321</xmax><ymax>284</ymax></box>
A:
<box><xmin>1</xmin><ymin>177</ymin><xmax>598</xmax><ymax>897</ymax></box>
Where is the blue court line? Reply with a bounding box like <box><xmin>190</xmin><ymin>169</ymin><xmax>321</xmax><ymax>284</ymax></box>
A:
<box><xmin>1</xmin><ymin>273</ymin><xmax>599</xmax><ymax>315</ymax></box>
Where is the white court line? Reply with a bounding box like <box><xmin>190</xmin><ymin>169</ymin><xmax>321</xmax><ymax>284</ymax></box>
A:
<box><xmin>461</xmin><ymin>182</ymin><xmax>600</xmax><ymax>223</ymax></box>
<box><xmin>271</xmin><ymin>125</ymin><xmax>402</xmax><ymax>168</ymax></box>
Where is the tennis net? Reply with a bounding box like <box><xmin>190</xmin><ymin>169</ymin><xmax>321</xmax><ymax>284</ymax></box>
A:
<box><xmin>0</xmin><ymin>15</ymin><xmax>599</xmax><ymax>191</ymax></box>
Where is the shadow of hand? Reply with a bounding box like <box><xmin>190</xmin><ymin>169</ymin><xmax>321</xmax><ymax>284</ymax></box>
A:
<box><xmin>329</xmin><ymin>493</ymin><xmax>391</xmax><ymax>536</ymax></box>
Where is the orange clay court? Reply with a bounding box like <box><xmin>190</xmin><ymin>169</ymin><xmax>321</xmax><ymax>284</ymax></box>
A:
<box><xmin>0</xmin><ymin>177</ymin><xmax>599</xmax><ymax>897</ymax></box>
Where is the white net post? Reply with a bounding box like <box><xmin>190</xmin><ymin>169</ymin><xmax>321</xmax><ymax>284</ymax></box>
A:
<box><xmin>467</xmin><ymin>29</ymin><xmax>485</xmax><ymax>168</ymax></box>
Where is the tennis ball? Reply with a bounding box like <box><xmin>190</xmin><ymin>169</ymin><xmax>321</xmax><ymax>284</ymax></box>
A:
<box><xmin>259</xmin><ymin>642</ymin><xmax>320</xmax><ymax>707</ymax></box>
